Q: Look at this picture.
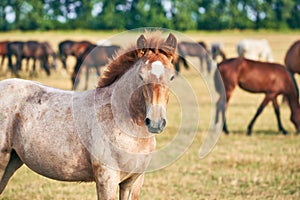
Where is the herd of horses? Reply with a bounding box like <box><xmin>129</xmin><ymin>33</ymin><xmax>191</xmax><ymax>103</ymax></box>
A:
<box><xmin>0</xmin><ymin>38</ymin><xmax>226</xmax><ymax>89</ymax></box>
<box><xmin>0</xmin><ymin>40</ymin><xmax>120</xmax><ymax>89</ymax></box>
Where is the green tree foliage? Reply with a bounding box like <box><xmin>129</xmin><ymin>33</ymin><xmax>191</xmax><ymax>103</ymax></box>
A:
<box><xmin>0</xmin><ymin>0</ymin><xmax>300</xmax><ymax>31</ymax></box>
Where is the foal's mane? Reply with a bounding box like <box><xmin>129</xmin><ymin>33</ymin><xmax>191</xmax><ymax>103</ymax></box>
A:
<box><xmin>97</xmin><ymin>32</ymin><xmax>174</xmax><ymax>88</ymax></box>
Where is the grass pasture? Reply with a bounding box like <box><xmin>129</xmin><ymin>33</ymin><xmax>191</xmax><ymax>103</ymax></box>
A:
<box><xmin>0</xmin><ymin>30</ymin><xmax>300</xmax><ymax>199</ymax></box>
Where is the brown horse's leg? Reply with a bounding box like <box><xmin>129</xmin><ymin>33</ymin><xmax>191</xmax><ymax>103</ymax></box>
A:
<box><xmin>272</xmin><ymin>98</ymin><xmax>288</xmax><ymax>135</ymax></box>
<box><xmin>221</xmin><ymin>84</ymin><xmax>236</xmax><ymax>134</ymax></box>
<box><xmin>215</xmin><ymin>93</ymin><xmax>229</xmax><ymax>134</ymax></box>
<box><xmin>199</xmin><ymin>56</ymin><xmax>204</xmax><ymax>73</ymax></box>
<box><xmin>119</xmin><ymin>174</ymin><xmax>144</xmax><ymax>200</ymax></box>
<box><xmin>61</xmin><ymin>54</ymin><xmax>68</xmax><ymax>70</ymax></box>
<box><xmin>247</xmin><ymin>95</ymin><xmax>271</xmax><ymax>136</ymax></box>
<box><xmin>0</xmin><ymin>55</ymin><xmax>5</xmax><ymax>71</ymax></box>
<box><xmin>0</xmin><ymin>150</ymin><xmax>23</xmax><ymax>193</ymax></box>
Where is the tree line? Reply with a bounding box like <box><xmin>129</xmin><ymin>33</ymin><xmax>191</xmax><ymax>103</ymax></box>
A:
<box><xmin>1</xmin><ymin>0</ymin><xmax>300</xmax><ymax>31</ymax></box>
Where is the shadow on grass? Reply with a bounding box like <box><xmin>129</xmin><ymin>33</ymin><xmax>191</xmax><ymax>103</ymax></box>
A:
<box><xmin>225</xmin><ymin>129</ymin><xmax>284</xmax><ymax>136</ymax></box>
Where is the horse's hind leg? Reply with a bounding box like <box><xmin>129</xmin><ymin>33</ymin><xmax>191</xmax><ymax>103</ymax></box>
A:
<box><xmin>215</xmin><ymin>95</ymin><xmax>229</xmax><ymax>134</ymax></box>
<box><xmin>247</xmin><ymin>95</ymin><xmax>272</xmax><ymax>136</ymax></box>
<box><xmin>0</xmin><ymin>150</ymin><xmax>23</xmax><ymax>193</ymax></box>
<box><xmin>0</xmin><ymin>55</ymin><xmax>5</xmax><ymax>71</ymax></box>
<box><xmin>272</xmin><ymin>97</ymin><xmax>287</xmax><ymax>135</ymax></box>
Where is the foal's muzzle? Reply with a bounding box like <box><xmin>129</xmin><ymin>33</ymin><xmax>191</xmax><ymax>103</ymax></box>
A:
<box><xmin>144</xmin><ymin>117</ymin><xmax>166</xmax><ymax>134</ymax></box>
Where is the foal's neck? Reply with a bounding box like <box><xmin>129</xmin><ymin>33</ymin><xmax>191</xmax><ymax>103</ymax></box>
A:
<box><xmin>107</xmin><ymin>62</ymin><xmax>149</xmax><ymax>136</ymax></box>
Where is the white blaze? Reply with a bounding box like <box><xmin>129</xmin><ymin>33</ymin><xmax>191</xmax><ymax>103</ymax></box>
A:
<box><xmin>151</xmin><ymin>61</ymin><xmax>165</xmax><ymax>79</ymax></box>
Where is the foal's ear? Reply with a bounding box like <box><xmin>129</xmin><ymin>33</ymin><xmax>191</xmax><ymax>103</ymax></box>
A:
<box><xmin>137</xmin><ymin>34</ymin><xmax>147</xmax><ymax>49</ymax></box>
<box><xmin>165</xmin><ymin>33</ymin><xmax>177</xmax><ymax>53</ymax></box>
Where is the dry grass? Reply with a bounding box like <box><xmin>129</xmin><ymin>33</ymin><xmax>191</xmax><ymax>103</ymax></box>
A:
<box><xmin>0</xmin><ymin>30</ymin><xmax>300</xmax><ymax>199</ymax></box>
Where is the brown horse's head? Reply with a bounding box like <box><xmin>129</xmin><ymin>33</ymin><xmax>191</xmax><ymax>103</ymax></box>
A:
<box><xmin>136</xmin><ymin>33</ymin><xmax>177</xmax><ymax>133</ymax></box>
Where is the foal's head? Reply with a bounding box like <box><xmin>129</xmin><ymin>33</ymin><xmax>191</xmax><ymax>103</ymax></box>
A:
<box><xmin>136</xmin><ymin>33</ymin><xmax>177</xmax><ymax>133</ymax></box>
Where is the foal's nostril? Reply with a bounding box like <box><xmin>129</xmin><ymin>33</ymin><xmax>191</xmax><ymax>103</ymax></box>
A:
<box><xmin>144</xmin><ymin>118</ymin><xmax>151</xmax><ymax>126</ymax></box>
<box><xmin>160</xmin><ymin>119</ymin><xmax>166</xmax><ymax>129</ymax></box>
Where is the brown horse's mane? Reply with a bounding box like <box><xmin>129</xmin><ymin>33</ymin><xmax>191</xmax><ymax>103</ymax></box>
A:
<box><xmin>97</xmin><ymin>32</ymin><xmax>175</xmax><ymax>88</ymax></box>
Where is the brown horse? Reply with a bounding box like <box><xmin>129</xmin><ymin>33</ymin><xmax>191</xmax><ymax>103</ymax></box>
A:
<box><xmin>72</xmin><ymin>44</ymin><xmax>121</xmax><ymax>90</ymax></box>
<box><xmin>285</xmin><ymin>40</ymin><xmax>300</xmax><ymax>98</ymax></box>
<box><xmin>42</xmin><ymin>41</ymin><xmax>57</xmax><ymax>70</ymax></box>
<box><xmin>0</xmin><ymin>32</ymin><xmax>177</xmax><ymax>199</ymax></box>
<box><xmin>215</xmin><ymin>57</ymin><xmax>300</xmax><ymax>135</ymax></box>
<box><xmin>22</xmin><ymin>41</ymin><xmax>51</xmax><ymax>76</ymax></box>
<box><xmin>23</xmin><ymin>41</ymin><xmax>57</xmax><ymax>73</ymax></box>
<box><xmin>58</xmin><ymin>40</ymin><xmax>93</xmax><ymax>70</ymax></box>
<box><xmin>7</xmin><ymin>41</ymin><xmax>51</xmax><ymax>76</ymax></box>
<box><xmin>0</xmin><ymin>41</ymin><xmax>8</xmax><ymax>71</ymax></box>
<box><xmin>174</xmin><ymin>41</ymin><xmax>211</xmax><ymax>74</ymax></box>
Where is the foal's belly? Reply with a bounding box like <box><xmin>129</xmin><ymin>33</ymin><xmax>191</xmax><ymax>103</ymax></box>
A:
<box><xmin>13</xmin><ymin>105</ymin><xmax>94</xmax><ymax>181</ymax></box>
<box><xmin>14</xmin><ymin>134</ymin><xmax>94</xmax><ymax>181</ymax></box>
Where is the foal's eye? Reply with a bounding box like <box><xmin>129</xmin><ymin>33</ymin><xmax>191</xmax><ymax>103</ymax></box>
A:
<box><xmin>170</xmin><ymin>75</ymin><xmax>175</xmax><ymax>81</ymax></box>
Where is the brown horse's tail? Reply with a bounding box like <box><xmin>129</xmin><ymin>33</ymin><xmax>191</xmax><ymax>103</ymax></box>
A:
<box><xmin>288</xmin><ymin>70</ymin><xmax>299</xmax><ymax>99</ymax></box>
<box><xmin>177</xmin><ymin>44</ymin><xmax>189</xmax><ymax>69</ymax></box>
<box><xmin>214</xmin><ymin>66</ymin><xmax>224</xmax><ymax>94</ymax></box>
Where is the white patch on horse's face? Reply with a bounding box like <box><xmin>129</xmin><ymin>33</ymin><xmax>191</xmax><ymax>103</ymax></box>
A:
<box><xmin>150</xmin><ymin>61</ymin><xmax>165</xmax><ymax>79</ymax></box>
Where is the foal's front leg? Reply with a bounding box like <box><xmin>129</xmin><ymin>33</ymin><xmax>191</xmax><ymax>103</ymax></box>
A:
<box><xmin>93</xmin><ymin>165</ymin><xmax>119</xmax><ymax>200</ymax></box>
<box><xmin>119</xmin><ymin>174</ymin><xmax>144</xmax><ymax>200</ymax></box>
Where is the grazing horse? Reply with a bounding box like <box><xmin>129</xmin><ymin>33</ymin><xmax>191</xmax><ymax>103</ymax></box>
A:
<box><xmin>22</xmin><ymin>41</ymin><xmax>51</xmax><ymax>76</ymax></box>
<box><xmin>7</xmin><ymin>41</ymin><xmax>24</xmax><ymax>76</ymax></box>
<box><xmin>237</xmin><ymin>39</ymin><xmax>274</xmax><ymax>62</ymax></box>
<box><xmin>214</xmin><ymin>57</ymin><xmax>300</xmax><ymax>135</ymax></box>
<box><xmin>174</xmin><ymin>41</ymin><xmax>211</xmax><ymax>74</ymax></box>
<box><xmin>284</xmin><ymin>40</ymin><xmax>300</xmax><ymax>98</ymax></box>
<box><xmin>58</xmin><ymin>40</ymin><xmax>93</xmax><ymax>70</ymax></box>
<box><xmin>211</xmin><ymin>42</ymin><xmax>226</xmax><ymax>62</ymax></box>
<box><xmin>0</xmin><ymin>41</ymin><xmax>8</xmax><ymax>71</ymax></box>
<box><xmin>0</xmin><ymin>32</ymin><xmax>177</xmax><ymax>199</ymax></box>
<box><xmin>72</xmin><ymin>44</ymin><xmax>121</xmax><ymax>90</ymax></box>
<box><xmin>42</xmin><ymin>41</ymin><xmax>57</xmax><ymax>70</ymax></box>
<box><xmin>7</xmin><ymin>41</ymin><xmax>51</xmax><ymax>76</ymax></box>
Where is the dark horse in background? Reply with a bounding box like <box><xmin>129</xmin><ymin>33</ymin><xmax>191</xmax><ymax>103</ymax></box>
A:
<box><xmin>7</xmin><ymin>41</ymin><xmax>52</xmax><ymax>77</ymax></box>
<box><xmin>285</xmin><ymin>40</ymin><xmax>300</xmax><ymax>99</ymax></box>
<box><xmin>211</xmin><ymin>42</ymin><xmax>226</xmax><ymax>62</ymax></box>
<box><xmin>42</xmin><ymin>41</ymin><xmax>57</xmax><ymax>70</ymax></box>
<box><xmin>0</xmin><ymin>41</ymin><xmax>8</xmax><ymax>71</ymax></box>
<box><xmin>214</xmin><ymin>57</ymin><xmax>300</xmax><ymax>135</ymax></box>
<box><xmin>58</xmin><ymin>40</ymin><xmax>94</xmax><ymax>71</ymax></box>
<box><xmin>174</xmin><ymin>41</ymin><xmax>211</xmax><ymax>74</ymax></box>
<box><xmin>72</xmin><ymin>44</ymin><xmax>120</xmax><ymax>90</ymax></box>
<box><xmin>23</xmin><ymin>42</ymin><xmax>57</xmax><ymax>72</ymax></box>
